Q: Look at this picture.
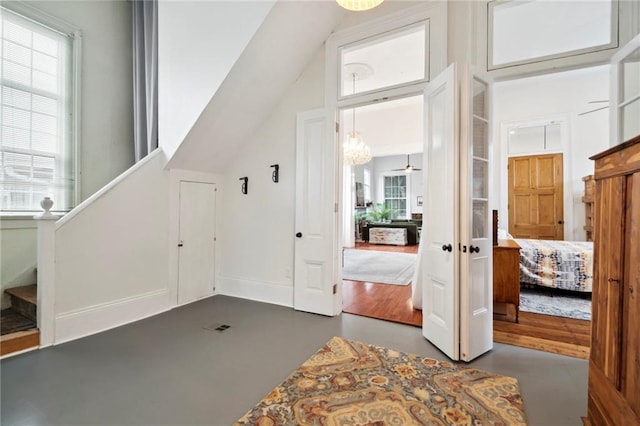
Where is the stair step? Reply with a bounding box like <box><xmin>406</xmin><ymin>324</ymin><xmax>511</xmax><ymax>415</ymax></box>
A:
<box><xmin>5</xmin><ymin>284</ymin><xmax>37</xmax><ymax>321</ymax></box>
<box><xmin>0</xmin><ymin>329</ymin><xmax>39</xmax><ymax>356</ymax></box>
<box><xmin>1</xmin><ymin>308</ymin><xmax>36</xmax><ymax>336</ymax></box>
<box><xmin>5</xmin><ymin>284</ymin><xmax>37</xmax><ymax>304</ymax></box>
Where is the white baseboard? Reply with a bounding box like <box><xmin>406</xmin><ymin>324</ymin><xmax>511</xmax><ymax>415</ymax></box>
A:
<box><xmin>55</xmin><ymin>289</ymin><xmax>172</xmax><ymax>344</ymax></box>
<box><xmin>218</xmin><ymin>276</ymin><xmax>293</xmax><ymax>307</ymax></box>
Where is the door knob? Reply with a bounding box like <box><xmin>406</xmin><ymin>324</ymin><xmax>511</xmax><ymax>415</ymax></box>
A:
<box><xmin>558</xmin><ymin>220</ymin><xmax>564</xmax><ymax>224</ymax></box>
<box><xmin>442</xmin><ymin>244</ymin><xmax>452</xmax><ymax>252</ymax></box>
<box><xmin>469</xmin><ymin>245</ymin><xmax>480</xmax><ymax>253</ymax></box>
<box><xmin>296</xmin><ymin>232</ymin><xmax>303</xmax><ymax>238</ymax></box>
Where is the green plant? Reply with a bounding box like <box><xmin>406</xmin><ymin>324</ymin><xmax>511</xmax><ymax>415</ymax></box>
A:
<box><xmin>367</xmin><ymin>203</ymin><xmax>395</xmax><ymax>222</ymax></box>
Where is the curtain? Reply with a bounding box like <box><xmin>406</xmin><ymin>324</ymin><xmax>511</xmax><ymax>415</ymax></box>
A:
<box><xmin>132</xmin><ymin>0</ymin><xmax>158</xmax><ymax>162</ymax></box>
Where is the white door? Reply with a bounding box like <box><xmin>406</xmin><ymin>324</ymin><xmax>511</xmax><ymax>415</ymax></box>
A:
<box><xmin>294</xmin><ymin>109</ymin><xmax>337</xmax><ymax>316</ymax></box>
<box><xmin>422</xmin><ymin>64</ymin><xmax>459</xmax><ymax>360</ymax></box>
<box><xmin>459</xmin><ymin>66</ymin><xmax>493</xmax><ymax>362</ymax></box>
<box><xmin>610</xmin><ymin>33</ymin><xmax>640</xmax><ymax>145</ymax></box>
<box><xmin>178</xmin><ymin>181</ymin><xmax>216</xmax><ymax>305</ymax></box>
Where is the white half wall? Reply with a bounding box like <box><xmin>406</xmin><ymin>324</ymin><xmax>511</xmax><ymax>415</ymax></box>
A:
<box><xmin>54</xmin><ymin>150</ymin><xmax>171</xmax><ymax>343</ymax></box>
<box><xmin>158</xmin><ymin>0</ymin><xmax>276</xmax><ymax>160</ymax></box>
<box><xmin>493</xmin><ymin>65</ymin><xmax>610</xmax><ymax>241</ymax></box>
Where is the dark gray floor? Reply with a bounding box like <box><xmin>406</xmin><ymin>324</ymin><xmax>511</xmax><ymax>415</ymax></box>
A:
<box><xmin>1</xmin><ymin>296</ymin><xmax>587</xmax><ymax>426</ymax></box>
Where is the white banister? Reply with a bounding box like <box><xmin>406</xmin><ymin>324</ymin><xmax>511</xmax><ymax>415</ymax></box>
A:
<box><xmin>34</xmin><ymin>197</ymin><xmax>57</xmax><ymax>347</ymax></box>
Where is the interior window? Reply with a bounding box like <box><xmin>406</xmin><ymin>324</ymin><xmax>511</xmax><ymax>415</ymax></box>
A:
<box><xmin>488</xmin><ymin>0</ymin><xmax>617</xmax><ymax>70</ymax></box>
<box><xmin>339</xmin><ymin>21</ymin><xmax>428</xmax><ymax>98</ymax></box>
<box><xmin>383</xmin><ymin>174</ymin><xmax>407</xmax><ymax>219</ymax></box>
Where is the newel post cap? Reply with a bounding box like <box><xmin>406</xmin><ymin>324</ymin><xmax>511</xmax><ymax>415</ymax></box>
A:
<box><xmin>33</xmin><ymin>197</ymin><xmax>58</xmax><ymax>220</ymax></box>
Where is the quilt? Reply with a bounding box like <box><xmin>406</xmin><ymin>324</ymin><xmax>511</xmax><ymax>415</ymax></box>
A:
<box><xmin>516</xmin><ymin>239</ymin><xmax>593</xmax><ymax>292</ymax></box>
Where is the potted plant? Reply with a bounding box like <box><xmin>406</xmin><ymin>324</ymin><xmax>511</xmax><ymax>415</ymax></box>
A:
<box><xmin>367</xmin><ymin>203</ymin><xmax>395</xmax><ymax>222</ymax></box>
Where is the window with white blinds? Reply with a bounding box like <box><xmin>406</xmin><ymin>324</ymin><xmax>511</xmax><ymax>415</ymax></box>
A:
<box><xmin>1</xmin><ymin>7</ymin><xmax>76</xmax><ymax>213</ymax></box>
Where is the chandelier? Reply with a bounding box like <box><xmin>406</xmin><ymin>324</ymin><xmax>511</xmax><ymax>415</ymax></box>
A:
<box><xmin>344</xmin><ymin>131</ymin><xmax>371</xmax><ymax>165</ymax></box>
<box><xmin>336</xmin><ymin>0</ymin><xmax>384</xmax><ymax>12</ymax></box>
<box><xmin>343</xmin><ymin>65</ymin><xmax>372</xmax><ymax>166</ymax></box>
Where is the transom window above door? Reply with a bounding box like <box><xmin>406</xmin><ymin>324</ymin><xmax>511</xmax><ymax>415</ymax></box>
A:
<box><xmin>339</xmin><ymin>21</ymin><xmax>428</xmax><ymax>98</ymax></box>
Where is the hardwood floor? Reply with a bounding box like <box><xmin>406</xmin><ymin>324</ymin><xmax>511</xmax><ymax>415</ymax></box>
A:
<box><xmin>343</xmin><ymin>241</ymin><xmax>591</xmax><ymax>358</ymax></box>
<box><xmin>342</xmin><ymin>242</ymin><xmax>421</xmax><ymax>327</ymax></box>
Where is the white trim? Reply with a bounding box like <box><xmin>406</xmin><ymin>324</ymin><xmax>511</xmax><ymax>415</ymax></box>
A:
<box><xmin>56</xmin><ymin>148</ymin><xmax>165</xmax><ymax>230</ymax></box>
<box><xmin>218</xmin><ymin>276</ymin><xmax>293</xmax><ymax>308</ymax></box>
<box><xmin>0</xmin><ymin>219</ymin><xmax>37</xmax><ymax>229</ymax></box>
<box><xmin>54</xmin><ymin>288</ymin><xmax>172</xmax><ymax>345</ymax></box>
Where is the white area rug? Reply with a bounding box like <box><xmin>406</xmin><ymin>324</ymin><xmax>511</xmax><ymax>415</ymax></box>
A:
<box><xmin>520</xmin><ymin>288</ymin><xmax>591</xmax><ymax>321</ymax></box>
<box><xmin>342</xmin><ymin>249</ymin><xmax>417</xmax><ymax>285</ymax></box>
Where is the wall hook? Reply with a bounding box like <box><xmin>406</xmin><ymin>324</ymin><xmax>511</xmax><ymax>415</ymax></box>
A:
<box><xmin>270</xmin><ymin>164</ymin><xmax>279</xmax><ymax>183</ymax></box>
<box><xmin>240</xmin><ymin>177</ymin><xmax>248</xmax><ymax>194</ymax></box>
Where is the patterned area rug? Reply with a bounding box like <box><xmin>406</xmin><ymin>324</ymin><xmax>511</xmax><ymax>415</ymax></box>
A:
<box><xmin>235</xmin><ymin>337</ymin><xmax>527</xmax><ymax>425</ymax></box>
<box><xmin>342</xmin><ymin>249</ymin><xmax>416</xmax><ymax>285</ymax></box>
<box><xmin>520</xmin><ymin>288</ymin><xmax>591</xmax><ymax>321</ymax></box>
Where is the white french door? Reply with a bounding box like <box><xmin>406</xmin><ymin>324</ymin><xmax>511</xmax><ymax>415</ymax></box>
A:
<box><xmin>459</xmin><ymin>66</ymin><xmax>494</xmax><ymax>361</ymax></box>
<box><xmin>422</xmin><ymin>65</ymin><xmax>459</xmax><ymax>360</ymax></box>
<box><xmin>610</xmin><ymin>33</ymin><xmax>640</xmax><ymax>145</ymax></box>
<box><xmin>422</xmin><ymin>63</ymin><xmax>494</xmax><ymax>362</ymax></box>
<box><xmin>294</xmin><ymin>109</ymin><xmax>338</xmax><ymax>316</ymax></box>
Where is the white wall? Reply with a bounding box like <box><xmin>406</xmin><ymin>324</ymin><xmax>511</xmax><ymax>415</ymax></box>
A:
<box><xmin>158</xmin><ymin>0</ymin><xmax>275</xmax><ymax>160</ymax></box>
<box><xmin>1</xmin><ymin>0</ymin><xmax>135</xmax><ymax>297</ymax></box>
<box><xmin>54</xmin><ymin>151</ymin><xmax>171</xmax><ymax>343</ymax></box>
<box><xmin>493</xmin><ymin>65</ymin><xmax>610</xmax><ymax>241</ymax></box>
<box><xmin>217</xmin><ymin>49</ymin><xmax>325</xmax><ymax>306</ymax></box>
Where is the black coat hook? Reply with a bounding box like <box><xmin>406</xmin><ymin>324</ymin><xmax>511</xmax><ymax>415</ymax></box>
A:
<box><xmin>239</xmin><ymin>177</ymin><xmax>248</xmax><ymax>194</ymax></box>
<box><xmin>270</xmin><ymin>164</ymin><xmax>279</xmax><ymax>183</ymax></box>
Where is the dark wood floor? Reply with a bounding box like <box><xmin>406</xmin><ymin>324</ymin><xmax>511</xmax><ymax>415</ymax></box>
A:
<box><xmin>342</xmin><ymin>242</ymin><xmax>591</xmax><ymax>358</ymax></box>
<box><xmin>342</xmin><ymin>242</ymin><xmax>421</xmax><ymax>327</ymax></box>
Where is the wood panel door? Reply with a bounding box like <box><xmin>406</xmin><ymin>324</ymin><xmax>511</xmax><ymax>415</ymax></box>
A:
<box><xmin>508</xmin><ymin>153</ymin><xmax>564</xmax><ymax>240</ymax></box>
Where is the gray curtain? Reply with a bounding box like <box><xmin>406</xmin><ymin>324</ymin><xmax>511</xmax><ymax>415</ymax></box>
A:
<box><xmin>132</xmin><ymin>0</ymin><xmax>158</xmax><ymax>162</ymax></box>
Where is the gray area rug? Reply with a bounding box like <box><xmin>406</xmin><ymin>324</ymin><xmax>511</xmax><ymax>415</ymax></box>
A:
<box><xmin>342</xmin><ymin>249</ymin><xmax>417</xmax><ymax>286</ymax></box>
<box><xmin>520</xmin><ymin>288</ymin><xmax>591</xmax><ymax>321</ymax></box>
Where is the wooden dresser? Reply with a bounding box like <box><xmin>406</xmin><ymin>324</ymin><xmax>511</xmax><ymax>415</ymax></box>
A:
<box><xmin>584</xmin><ymin>134</ymin><xmax>640</xmax><ymax>425</ymax></box>
<box><xmin>493</xmin><ymin>239</ymin><xmax>522</xmax><ymax>322</ymax></box>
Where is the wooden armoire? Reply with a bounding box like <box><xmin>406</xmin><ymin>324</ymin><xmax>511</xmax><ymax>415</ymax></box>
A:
<box><xmin>585</xmin><ymin>134</ymin><xmax>640</xmax><ymax>425</ymax></box>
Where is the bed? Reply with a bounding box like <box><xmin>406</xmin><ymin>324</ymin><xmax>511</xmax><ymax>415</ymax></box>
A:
<box><xmin>515</xmin><ymin>239</ymin><xmax>593</xmax><ymax>292</ymax></box>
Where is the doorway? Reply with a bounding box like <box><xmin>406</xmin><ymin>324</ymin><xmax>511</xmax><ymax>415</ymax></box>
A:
<box><xmin>339</xmin><ymin>95</ymin><xmax>424</xmax><ymax>327</ymax></box>
<box><xmin>508</xmin><ymin>153</ymin><xmax>564</xmax><ymax>240</ymax></box>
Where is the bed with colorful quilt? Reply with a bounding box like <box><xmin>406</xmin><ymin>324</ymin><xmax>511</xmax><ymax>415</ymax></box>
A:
<box><xmin>515</xmin><ymin>239</ymin><xmax>593</xmax><ymax>292</ymax></box>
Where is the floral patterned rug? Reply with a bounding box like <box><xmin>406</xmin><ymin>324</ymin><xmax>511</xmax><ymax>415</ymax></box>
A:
<box><xmin>235</xmin><ymin>337</ymin><xmax>527</xmax><ymax>425</ymax></box>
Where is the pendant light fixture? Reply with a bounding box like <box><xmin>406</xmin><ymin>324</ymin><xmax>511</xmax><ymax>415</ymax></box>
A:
<box><xmin>343</xmin><ymin>64</ymin><xmax>372</xmax><ymax>166</ymax></box>
<box><xmin>336</xmin><ymin>0</ymin><xmax>384</xmax><ymax>12</ymax></box>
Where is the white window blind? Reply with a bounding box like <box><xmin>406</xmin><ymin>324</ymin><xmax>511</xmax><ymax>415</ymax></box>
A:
<box><xmin>1</xmin><ymin>7</ymin><xmax>75</xmax><ymax>212</ymax></box>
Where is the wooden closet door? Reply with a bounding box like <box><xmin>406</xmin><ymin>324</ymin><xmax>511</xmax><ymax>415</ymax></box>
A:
<box><xmin>508</xmin><ymin>153</ymin><xmax>564</xmax><ymax>240</ymax></box>
<box><xmin>591</xmin><ymin>176</ymin><xmax>626</xmax><ymax>388</ymax></box>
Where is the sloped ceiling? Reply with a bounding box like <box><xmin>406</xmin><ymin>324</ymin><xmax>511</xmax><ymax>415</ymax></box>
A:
<box><xmin>168</xmin><ymin>1</ymin><xmax>346</xmax><ymax>172</ymax></box>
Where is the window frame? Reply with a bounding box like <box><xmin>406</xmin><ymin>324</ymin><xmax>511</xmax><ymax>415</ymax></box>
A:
<box><xmin>487</xmin><ymin>0</ymin><xmax>620</xmax><ymax>72</ymax></box>
<box><xmin>1</xmin><ymin>2</ymin><xmax>82</xmax><ymax>215</ymax></box>
<box><xmin>378</xmin><ymin>171</ymin><xmax>411</xmax><ymax>220</ymax></box>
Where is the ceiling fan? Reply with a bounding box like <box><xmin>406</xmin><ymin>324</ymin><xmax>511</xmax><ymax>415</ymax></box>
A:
<box><xmin>393</xmin><ymin>154</ymin><xmax>422</xmax><ymax>173</ymax></box>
